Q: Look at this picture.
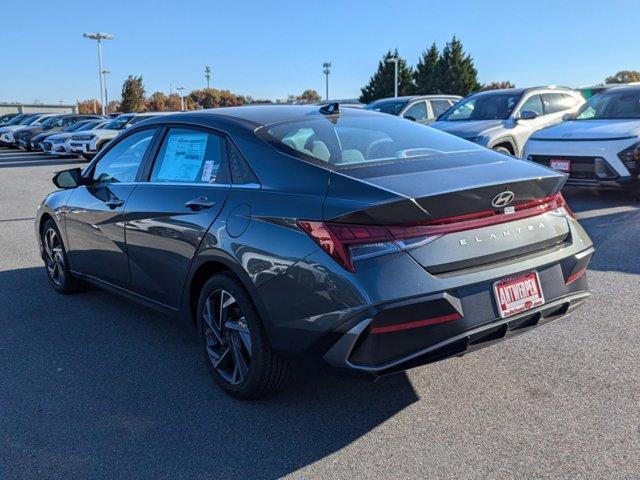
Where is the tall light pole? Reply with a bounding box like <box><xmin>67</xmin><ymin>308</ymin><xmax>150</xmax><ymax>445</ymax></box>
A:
<box><xmin>205</xmin><ymin>66</ymin><xmax>211</xmax><ymax>89</ymax></box>
<box><xmin>176</xmin><ymin>86</ymin><xmax>185</xmax><ymax>111</ymax></box>
<box><xmin>386</xmin><ymin>56</ymin><xmax>399</xmax><ymax>97</ymax></box>
<box><xmin>322</xmin><ymin>62</ymin><xmax>331</xmax><ymax>101</ymax></box>
<box><xmin>102</xmin><ymin>70</ymin><xmax>110</xmax><ymax>113</ymax></box>
<box><xmin>83</xmin><ymin>32</ymin><xmax>114</xmax><ymax>115</ymax></box>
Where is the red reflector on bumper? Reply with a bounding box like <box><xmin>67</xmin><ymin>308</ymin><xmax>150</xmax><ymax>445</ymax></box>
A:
<box><xmin>566</xmin><ymin>267</ymin><xmax>587</xmax><ymax>285</ymax></box>
<box><xmin>370</xmin><ymin>313</ymin><xmax>461</xmax><ymax>334</ymax></box>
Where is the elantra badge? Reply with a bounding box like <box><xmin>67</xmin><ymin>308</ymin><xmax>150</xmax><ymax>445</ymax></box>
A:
<box><xmin>492</xmin><ymin>191</ymin><xmax>515</xmax><ymax>208</ymax></box>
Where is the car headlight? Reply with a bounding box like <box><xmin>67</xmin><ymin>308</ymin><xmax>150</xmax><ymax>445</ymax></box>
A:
<box><xmin>617</xmin><ymin>142</ymin><xmax>640</xmax><ymax>174</ymax></box>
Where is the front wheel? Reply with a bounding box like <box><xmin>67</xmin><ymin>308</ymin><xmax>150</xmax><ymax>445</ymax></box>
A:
<box><xmin>493</xmin><ymin>146</ymin><xmax>513</xmax><ymax>156</ymax></box>
<box><xmin>197</xmin><ymin>272</ymin><xmax>288</xmax><ymax>399</ymax></box>
<box><xmin>41</xmin><ymin>219</ymin><xmax>81</xmax><ymax>294</ymax></box>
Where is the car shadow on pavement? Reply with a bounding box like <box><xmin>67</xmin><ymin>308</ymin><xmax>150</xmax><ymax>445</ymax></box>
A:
<box><xmin>563</xmin><ymin>189</ymin><xmax>640</xmax><ymax>275</ymax></box>
<box><xmin>0</xmin><ymin>266</ymin><xmax>420</xmax><ymax>479</ymax></box>
<box><xmin>0</xmin><ymin>157</ymin><xmax>82</xmax><ymax>169</ymax></box>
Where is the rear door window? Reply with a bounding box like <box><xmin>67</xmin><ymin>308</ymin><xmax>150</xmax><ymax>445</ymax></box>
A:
<box><xmin>430</xmin><ymin>99</ymin><xmax>453</xmax><ymax>117</ymax></box>
<box><xmin>150</xmin><ymin>128</ymin><xmax>227</xmax><ymax>184</ymax></box>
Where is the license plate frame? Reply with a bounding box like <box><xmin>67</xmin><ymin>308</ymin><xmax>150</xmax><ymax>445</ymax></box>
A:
<box><xmin>550</xmin><ymin>159</ymin><xmax>571</xmax><ymax>172</ymax></box>
<box><xmin>493</xmin><ymin>271</ymin><xmax>545</xmax><ymax>318</ymax></box>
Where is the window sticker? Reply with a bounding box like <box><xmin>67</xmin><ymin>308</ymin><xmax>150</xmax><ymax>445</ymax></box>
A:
<box><xmin>156</xmin><ymin>134</ymin><xmax>207</xmax><ymax>182</ymax></box>
<box><xmin>201</xmin><ymin>160</ymin><xmax>216</xmax><ymax>182</ymax></box>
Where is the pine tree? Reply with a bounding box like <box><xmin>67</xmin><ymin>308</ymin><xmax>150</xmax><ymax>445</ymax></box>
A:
<box><xmin>436</xmin><ymin>37</ymin><xmax>481</xmax><ymax>96</ymax></box>
<box><xmin>120</xmin><ymin>75</ymin><xmax>146</xmax><ymax>112</ymax></box>
<box><xmin>414</xmin><ymin>43</ymin><xmax>441</xmax><ymax>94</ymax></box>
<box><xmin>359</xmin><ymin>49</ymin><xmax>414</xmax><ymax>103</ymax></box>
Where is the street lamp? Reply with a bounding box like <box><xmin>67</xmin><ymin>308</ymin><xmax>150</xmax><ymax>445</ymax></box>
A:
<box><xmin>83</xmin><ymin>32</ymin><xmax>114</xmax><ymax>116</ymax></box>
<box><xmin>205</xmin><ymin>66</ymin><xmax>211</xmax><ymax>89</ymax></box>
<box><xmin>322</xmin><ymin>62</ymin><xmax>331</xmax><ymax>101</ymax></box>
<box><xmin>176</xmin><ymin>86</ymin><xmax>185</xmax><ymax>111</ymax></box>
<box><xmin>386</xmin><ymin>56</ymin><xmax>399</xmax><ymax>97</ymax></box>
<box><xmin>102</xmin><ymin>70</ymin><xmax>110</xmax><ymax>113</ymax></box>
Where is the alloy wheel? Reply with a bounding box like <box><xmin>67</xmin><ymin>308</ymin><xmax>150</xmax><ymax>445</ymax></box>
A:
<box><xmin>43</xmin><ymin>228</ymin><xmax>65</xmax><ymax>287</ymax></box>
<box><xmin>202</xmin><ymin>289</ymin><xmax>252</xmax><ymax>385</ymax></box>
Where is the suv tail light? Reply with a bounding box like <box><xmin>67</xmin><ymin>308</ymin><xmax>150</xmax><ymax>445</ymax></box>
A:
<box><xmin>298</xmin><ymin>193</ymin><xmax>574</xmax><ymax>272</ymax></box>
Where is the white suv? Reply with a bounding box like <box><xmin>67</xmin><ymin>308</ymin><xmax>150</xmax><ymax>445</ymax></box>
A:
<box><xmin>523</xmin><ymin>85</ymin><xmax>640</xmax><ymax>197</ymax></box>
<box><xmin>69</xmin><ymin>112</ymin><xmax>174</xmax><ymax>159</ymax></box>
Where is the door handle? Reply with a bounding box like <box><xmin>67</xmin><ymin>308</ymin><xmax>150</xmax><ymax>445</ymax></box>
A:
<box><xmin>185</xmin><ymin>196</ymin><xmax>216</xmax><ymax>211</ymax></box>
<box><xmin>105</xmin><ymin>198</ymin><xmax>125</xmax><ymax>209</ymax></box>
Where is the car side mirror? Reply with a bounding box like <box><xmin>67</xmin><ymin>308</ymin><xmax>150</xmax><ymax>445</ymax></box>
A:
<box><xmin>53</xmin><ymin>168</ymin><xmax>82</xmax><ymax>189</ymax></box>
<box><xmin>562</xmin><ymin>112</ymin><xmax>576</xmax><ymax>121</ymax></box>
<box><xmin>519</xmin><ymin>110</ymin><xmax>539</xmax><ymax>121</ymax></box>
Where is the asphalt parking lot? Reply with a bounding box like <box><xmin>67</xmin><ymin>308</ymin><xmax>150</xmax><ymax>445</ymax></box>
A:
<box><xmin>0</xmin><ymin>147</ymin><xmax>638</xmax><ymax>480</ymax></box>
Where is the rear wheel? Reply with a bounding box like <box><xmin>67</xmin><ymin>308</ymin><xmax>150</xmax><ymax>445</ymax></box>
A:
<box><xmin>81</xmin><ymin>153</ymin><xmax>93</xmax><ymax>161</ymax></box>
<box><xmin>493</xmin><ymin>145</ymin><xmax>513</xmax><ymax>156</ymax></box>
<box><xmin>41</xmin><ymin>219</ymin><xmax>81</xmax><ymax>294</ymax></box>
<box><xmin>196</xmin><ymin>272</ymin><xmax>288</xmax><ymax>399</ymax></box>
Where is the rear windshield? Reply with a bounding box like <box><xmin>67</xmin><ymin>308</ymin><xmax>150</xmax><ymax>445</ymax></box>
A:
<box><xmin>258</xmin><ymin>113</ymin><xmax>482</xmax><ymax>168</ymax></box>
<box><xmin>575</xmin><ymin>88</ymin><xmax>640</xmax><ymax>120</ymax></box>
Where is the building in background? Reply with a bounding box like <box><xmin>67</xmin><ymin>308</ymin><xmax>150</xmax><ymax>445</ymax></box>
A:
<box><xmin>0</xmin><ymin>103</ymin><xmax>77</xmax><ymax>115</ymax></box>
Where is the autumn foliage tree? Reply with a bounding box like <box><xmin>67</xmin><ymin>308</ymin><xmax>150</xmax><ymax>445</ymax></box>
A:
<box><xmin>481</xmin><ymin>81</ymin><xmax>516</xmax><ymax>91</ymax></box>
<box><xmin>187</xmin><ymin>88</ymin><xmax>246</xmax><ymax>110</ymax></box>
<box><xmin>604</xmin><ymin>70</ymin><xmax>640</xmax><ymax>84</ymax></box>
<box><xmin>77</xmin><ymin>99</ymin><xmax>101</xmax><ymax>114</ymax></box>
<box><xmin>295</xmin><ymin>89</ymin><xmax>321</xmax><ymax>103</ymax></box>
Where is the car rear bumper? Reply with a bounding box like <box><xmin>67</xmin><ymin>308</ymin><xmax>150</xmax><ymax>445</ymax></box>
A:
<box><xmin>284</xmin><ymin>244</ymin><xmax>594</xmax><ymax>377</ymax></box>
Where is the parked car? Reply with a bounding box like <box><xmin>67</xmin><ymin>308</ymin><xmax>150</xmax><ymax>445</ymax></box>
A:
<box><xmin>36</xmin><ymin>105</ymin><xmax>593</xmax><ymax>399</ymax></box>
<box><xmin>15</xmin><ymin>114</ymin><xmax>103</xmax><ymax>150</ymax></box>
<box><xmin>364</xmin><ymin>95</ymin><xmax>461</xmax><ymax>124</ymax></box>
<box><xmin>523</xmin><ymin>85</ymin><xmax>640</xmax><ymax>197</ymax></box>
<box><xmin>0</xmin><ymin>113</ymin><xmax>21</xmax><ymax>125</ymax></box>
<box><xmin>578</xmin><ymin>82</ymin><xmax>640</xmax><ymax>100</ymax></box>
<box><xmin>0</xmin><ymin>113</ymin><xmax>55</xmax><ymax>147</ymax></box>
<box><xmin>35</xmin><ymin>120</ymin><xmax>107</xmax><ymax>154</ymax></box>
<box><xmin>313</xmin><ymin>99</ymin><xmax>365</xmax><ymax>109</ymax></box>
<box><xmin>0</xmin><ymin>113</ymin><xmax>32</xmax><ymax>128</ymax></box>
<box><xmin>431</xmin><ymin>87</ymin><xmax>585</xmax><ymax>156</ymax></box>
<box><xmin>69</xmin><ymin>112</ymin><xmax>174</xmax><ymax>159</ymax></box>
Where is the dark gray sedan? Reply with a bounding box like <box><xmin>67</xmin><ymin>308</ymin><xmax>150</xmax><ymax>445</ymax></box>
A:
<box><xmin>35</xmin><ymin>105</ymin><xmax>594</xmax><ymax>399</ymax></box>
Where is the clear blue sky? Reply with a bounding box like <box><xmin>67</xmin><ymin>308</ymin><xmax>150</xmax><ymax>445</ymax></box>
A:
<box><xmin>2</xmin><ymin>0</ymin><xmax>638</xmax><ymax>104</ymax></box>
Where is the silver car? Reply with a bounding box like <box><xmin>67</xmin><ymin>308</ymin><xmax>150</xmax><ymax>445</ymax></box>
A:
<box><xmin>364</xmin><ymin>95</ymin><xmax>462</xmax><ymax>124</ymax></box>
<box><xmin>431</xmin><ymin>87</ymin><xmax>585</xmax><ymax>157</ymax></box>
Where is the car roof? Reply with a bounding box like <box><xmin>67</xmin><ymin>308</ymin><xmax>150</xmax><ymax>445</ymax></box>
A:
<box><xmin>139</xmin><ymin>105</ymin><xmax>393</xmax><ymax>129</ymax></box>
<box><xmin>370</xmin><ymin>95</ymin><xmax>461</xmax><ymax>103</ymax></box>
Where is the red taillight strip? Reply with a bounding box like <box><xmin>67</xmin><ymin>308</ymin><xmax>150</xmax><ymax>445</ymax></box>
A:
<box><xmin>566</xmin><ymin>267</ymin><xmax>587</xmax><ymax>285</ymax></box>
<box><xmin>370</xmin><ymin>313</ymin><xmax>461</xmax><ymax>334</ymax></box>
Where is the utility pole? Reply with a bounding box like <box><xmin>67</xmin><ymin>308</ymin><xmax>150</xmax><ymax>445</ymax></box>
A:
<box><xmin>322</xmin><ymin>62</ymin><xmax>331</xmax><ymax>101</ymax></box>
<box><xmin>102</xmin><ymin>70</ymin><xmax>110</xmax><ymax>113</ymax></box>
<box><xmin>386</xmin><ymin>56</ymin><xmax>399</xmax><ymax>97</ymax></box>
<box><xmin>177</xmin><ymin>86</ymin><xmax>185</xmax><ymax>111</ymax></box>
<box><xmin>83</xmin><ymin>32</ymin><xmax>114</xmax><ymax>115</ymax></box>
<box><xmin>205</xmin><ymin>65</ymin><xmax>211</xmax><ymax>89</ymax></box>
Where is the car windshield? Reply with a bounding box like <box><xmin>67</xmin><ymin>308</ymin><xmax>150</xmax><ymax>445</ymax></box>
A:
<box><xmin>74</xmin><ymin>121</ymin><xmax>101</xmax><ymax>131</ymax></box>
<box><xmin>439</xmin><ymin>92</ymin><xmax>522</xmax><ymax>121</ymax></box>
<box><xmin>19</xmin><ymin>115</ymin><xmax>40</xmax><ymax>125</ymax></box>
<box><xmin>575</xmin><ymin>89</ymin><xmax>640</xmax><ymax>120</ymax></box>
<box><xmin>104</xmin><ymin>115</ymin><xmax>133</xmax><ymax>130</ymax></box>
<box><xmin>41</xmin><ymin>116</ymin><xmax>62</xmax><ymax>126</ymax></box>
<box><xmin>5</xmin><ymin>115</ymin><xmax>26</xmax><ymax>125</ymax></box>
<box><xmin>364</xmin><ymin>99</ymin><xmax>409</xmax><ymax>115</ymax></box>
<box><xmin>260</xmin><ymin>112</ymin><xmax>483</xmax><ymax>169</ymax></box>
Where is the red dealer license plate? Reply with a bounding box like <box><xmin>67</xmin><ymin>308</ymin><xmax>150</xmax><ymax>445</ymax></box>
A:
<box><xmin>550</xmin><ymin>159</ymin><xmax>571</xmax><ymax>172</ymax></box>
<box><xmin>493</xmin><ymin>271</ymin><xmax>545</xmax><ymax>318</ymax></box>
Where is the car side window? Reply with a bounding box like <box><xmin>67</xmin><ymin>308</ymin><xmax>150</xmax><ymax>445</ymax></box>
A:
<box><xmin>542</xmin><ymin>93</ymin><xmax>574</xmax><ymax>114</ymax></box>
<box><xmin>150</xmin><ymin>128</ymin><xmax>226</xmax><ymax>184</ymax></box>
<box><xmin>92</xmin><ymin>128</ymin><xmax>157</xmax><ymax>184</ymax></box>
<box><xmin>431</xmin><ymin>99</ymin><xmax>452</xmax><ymax>117</ymax></box>
<box><xmin>519</xmin><ymin>95</ymin><xmax>544</xmax><ymax>117</ymax></box>
<box><xmin>403</xmin><ymin>101</ymin><xmax>428</xmax><ymax>122</ymax></box>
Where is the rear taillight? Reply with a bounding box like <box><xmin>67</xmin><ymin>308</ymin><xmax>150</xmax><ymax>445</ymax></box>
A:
<box><xmin>298</xmin><ymin>193</ymin><xmax>575</xmax><ymax>272</ymax></box>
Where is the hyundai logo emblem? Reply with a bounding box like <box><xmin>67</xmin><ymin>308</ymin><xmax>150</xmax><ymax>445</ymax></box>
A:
<box><xmin>492</xmin><ymin>191</ymin><xmax>515</xmax><ymax>208</ymax></box>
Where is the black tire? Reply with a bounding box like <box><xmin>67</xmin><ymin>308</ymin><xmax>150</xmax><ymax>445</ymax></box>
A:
<box><xmin>493</xmin><ymin>146</ymin><xmax>513</xmax><ymax>156</ymax></box>
<box><xmin>81</xmin><ymin>153</ymin><xmax>93</xmax><ymax>161</ymax></box>
<box><xmin>41</xmin><ymin>219</ymin><xmax>81</xmax><ymax>294</ymax></box>
<box><xmin>196</xmin><ymin>272</ymin><xmax>288</xmax><ymax>399</ymax></box>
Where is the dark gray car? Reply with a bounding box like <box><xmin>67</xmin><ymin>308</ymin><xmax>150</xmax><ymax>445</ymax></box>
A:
<box><xmin>35</xmin><ymin>105</ymin><xmax>594</xmax><ymax>399</ymax></box>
